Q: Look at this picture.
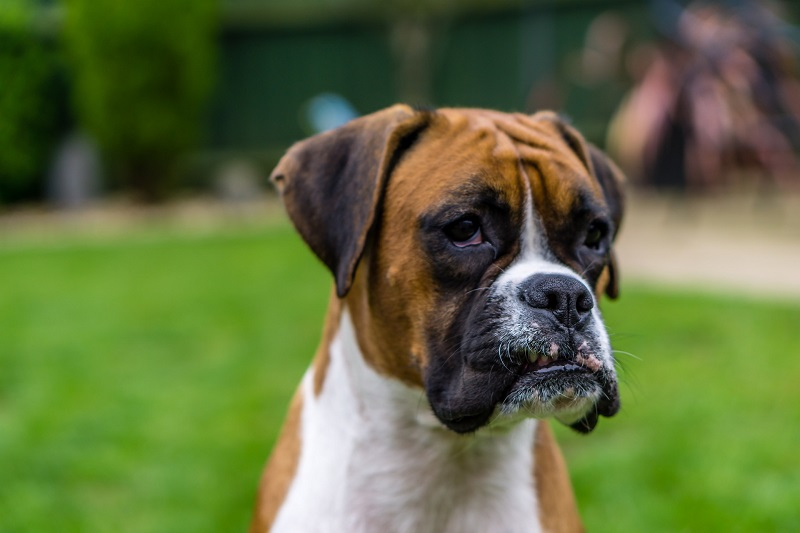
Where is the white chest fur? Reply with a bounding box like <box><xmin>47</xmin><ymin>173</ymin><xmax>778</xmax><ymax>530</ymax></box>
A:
<box><xmin>272</xmin><ymin>311</ymin><xmax>543</xmax><ymax>533</ymax></box>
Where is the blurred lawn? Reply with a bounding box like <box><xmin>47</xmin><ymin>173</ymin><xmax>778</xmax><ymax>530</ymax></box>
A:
<box><xmin>1</xmin><ymin>218</ymin><xmax>798</xmax><ymax>532</ymax></box>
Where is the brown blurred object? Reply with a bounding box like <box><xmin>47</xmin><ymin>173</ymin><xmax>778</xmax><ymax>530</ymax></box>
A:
<box><xmin>608</xmin><ymin>0</ymin><xmax>800</xmax><ymax>191</ymax></box>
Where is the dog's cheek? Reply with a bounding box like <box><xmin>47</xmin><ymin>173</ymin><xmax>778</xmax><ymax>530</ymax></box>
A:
<box><xmin>358</xmin><ymin>232</ymin><xmax>442</xmax><ymax>381</ymax></box>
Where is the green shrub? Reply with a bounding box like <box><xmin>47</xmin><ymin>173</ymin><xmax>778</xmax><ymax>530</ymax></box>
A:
<box><xmin>63</xmin><ymin>0</ymin><xmax>217</xmax><ymax>202</ymax></box>
<box><xmin>0</xmin><ymin>0</ymin><xmax>60</xmax><ymax>203</ymax></box>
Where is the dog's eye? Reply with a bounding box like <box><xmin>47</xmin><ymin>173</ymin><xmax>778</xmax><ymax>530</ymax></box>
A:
<box><xmin>583</xmin><ymin>220</ymin><xmax>608</xmax><ymax>250</ymax></box>
<box><xmin>444</xmin><ymin>216</ymin><xmax>483</xmax><ymax>247</ymax></box>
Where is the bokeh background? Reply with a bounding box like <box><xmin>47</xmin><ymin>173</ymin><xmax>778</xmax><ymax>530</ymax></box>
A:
<box><xmin>2</xmin><ymin>0</ymin><xmax>799</xmax><ymax>531</ymax></box>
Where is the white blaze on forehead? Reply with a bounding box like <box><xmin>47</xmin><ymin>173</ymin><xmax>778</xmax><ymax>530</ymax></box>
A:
<box><xmin>500</xmin><ymin>169</ymin><xmax>590</xmax><ymax>291</ymax></box>
<box><xmin>518</xmin><ymin>163</ymin><xmax>540</xmax><ymax>257</ymax></box>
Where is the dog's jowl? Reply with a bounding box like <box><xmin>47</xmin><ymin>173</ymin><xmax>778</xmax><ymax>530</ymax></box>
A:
<box><xmin>251</xmin><ymin>105</ymin><xmax>625</xmax><ymax>533</ymax></box>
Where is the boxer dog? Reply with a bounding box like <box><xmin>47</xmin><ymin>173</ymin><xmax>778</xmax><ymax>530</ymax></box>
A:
<box><xmin>251</xmin><ymin>105</ymin><xmax>624</xmax><ymax>533</ymax></box>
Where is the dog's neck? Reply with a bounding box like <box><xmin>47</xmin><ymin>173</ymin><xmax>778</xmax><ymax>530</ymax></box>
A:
<box><xmin>272</xmin><ymin>307</ymin><xmax>543</xmax><ymax>533</ymax></box>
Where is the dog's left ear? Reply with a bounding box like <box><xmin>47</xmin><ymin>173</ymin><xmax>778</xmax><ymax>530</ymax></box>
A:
<box><xmin>587</xmin><ymin>144</ymin><xmax>625</xmax><ymax>300</ymax></box>
<box><xmin>271</xmin><ymin>105</ymin><xmax>431</xmax><ymax>298</ymax></box>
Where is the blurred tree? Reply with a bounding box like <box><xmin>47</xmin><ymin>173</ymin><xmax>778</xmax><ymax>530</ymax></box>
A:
<box><xmin>0</xmin><ymin>0</ymin><xmax>60</xmax><ymax>203</ymax></box>
<box><xmin>64</xmin><ymin>0</ymin><xmax>217</xmax><ymax>202</ymax></box>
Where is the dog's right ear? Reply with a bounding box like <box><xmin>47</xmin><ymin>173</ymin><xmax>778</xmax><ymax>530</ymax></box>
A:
<box><xmin>271</xmin><ymin>105</ymin><xmax>431</xmax><ymax>298</ymax></box>
<box><xmin>587</xmin><ymin>144</ymin><xmax>625</xmax><ymax>300</ymax></box>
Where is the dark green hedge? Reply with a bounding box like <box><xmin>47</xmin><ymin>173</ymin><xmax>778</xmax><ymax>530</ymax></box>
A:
<box><xmin>64</xmin><ymin>0</ymin><xmax>217</xmax><ymax>202</ymax></box>
<box><xmin>0</xmin><ymin>1</ymin><xmax>61</xmax><ymax>203</ymax></box>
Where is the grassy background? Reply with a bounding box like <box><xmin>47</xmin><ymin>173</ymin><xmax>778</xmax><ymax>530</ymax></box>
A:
<box><xmin>1</xmin><ymin>218</ymin><xmax>798</xmax><ymax>532</ymax></box>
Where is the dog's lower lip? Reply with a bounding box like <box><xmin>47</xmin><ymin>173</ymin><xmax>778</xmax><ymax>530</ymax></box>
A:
<box><xmin>441</xmin><ymin>411</ymin><xmax>493</xmax><ymax>434</ymax></box>
<box><xmin>523</xmin><ymin>358</ymin><xmax>589</xmax><ymax>375</ymax></box>
<box><xmin>535</xmin><ymin>362</ymin><xmax>585</xmax><ymax>374</ymax></box>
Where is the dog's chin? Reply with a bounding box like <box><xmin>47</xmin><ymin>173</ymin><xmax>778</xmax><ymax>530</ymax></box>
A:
<box><xmin>432</xmin><ymin>360</ymin><xmax>617</xmax><ymax>435</ymax></box>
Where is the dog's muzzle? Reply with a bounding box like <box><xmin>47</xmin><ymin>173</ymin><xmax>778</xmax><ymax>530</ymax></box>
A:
<box><xmin>425</xmin><ymin>272</ymin><xmax>619</xmax><ymax>434</ymax></box>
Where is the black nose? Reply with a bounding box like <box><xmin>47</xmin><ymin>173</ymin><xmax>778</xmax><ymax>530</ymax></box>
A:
<box><xmin>518</xmin><ymin>274</ymin><xmax>594</xmax><ymax>328</ymax></box>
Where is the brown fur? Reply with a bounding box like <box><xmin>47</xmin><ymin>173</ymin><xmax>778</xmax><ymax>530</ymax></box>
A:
<box><xmin>342</xmin><ymin>108</ymin><xmax>617</xmax><ymax>387</ymax></box>
<box><xmin>346</xmin><ymin>110</ymin><xmax>528</xmax><ymax>385</ymax></box>
<box><xmin>249</xmin><ymin>389</ymin><xmax>303</xmax><ymax>532</ymax></box>
<box><xmin>535</xmin><ymin>421</ymin><xmax>584</xmax><ymax>533</ymax></box>
<box><xmin>270</xmin><ymin>107</ymin><xmax>621</xmax><ymax>387</ymax></box>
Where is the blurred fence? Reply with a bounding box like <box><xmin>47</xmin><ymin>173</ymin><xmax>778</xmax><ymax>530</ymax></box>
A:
<box><xmin>209</xmin><ymin>0</ymin><xmax>647</xmax><ymax>154</ymax></box>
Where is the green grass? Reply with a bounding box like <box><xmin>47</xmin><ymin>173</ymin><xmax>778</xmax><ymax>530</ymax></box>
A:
<box><xmin>559</xmin><ymin>287</ymin><xmax>800</xmax><ymax>532</ymax></box>
<box><xmin>1</xmin><ymin>219</ymin><xmax>798</xmax><ymax>532</ymax></box>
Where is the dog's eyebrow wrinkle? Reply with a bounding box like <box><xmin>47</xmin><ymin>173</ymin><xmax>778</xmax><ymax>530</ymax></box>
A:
<box><xmin>487</xmin><ymin>125</ymin><xmax>544</xmax><ymax>259</ymax></box>
<box><xmin>495</xmin><ymin>116</ymin><xmax>563</xmax><ymax>153</ymax></box>
<box><xmin>492</xmin><ymin>121</ymin><xmax>564</xmax><ymax>265</ymax></box>
<box><xmin>496</xmin><ymin>115</ymin><xmax>587</xmax><ymax>172</ymax></box>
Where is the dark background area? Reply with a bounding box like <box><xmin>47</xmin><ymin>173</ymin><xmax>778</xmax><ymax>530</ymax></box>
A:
<box><xmin>14</xmin><ymin>0</ymin><xmax>799</xmax><ymax>203</ymax></box>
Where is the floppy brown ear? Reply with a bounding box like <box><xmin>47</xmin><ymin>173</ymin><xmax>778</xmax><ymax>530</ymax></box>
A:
<box><xmin>271</xmin><ymin>105</ymin><xmax>431</xmax><ymax>298</ymax></box>
<box><xmin>602</xmin><ymin>251</ymin><xmax>621</xmax><ymax>300</ymax></box>
<box><xmin>587</xmin><ymin>144</ymin><xmax>625</xmax><ymax>300</ymax></box>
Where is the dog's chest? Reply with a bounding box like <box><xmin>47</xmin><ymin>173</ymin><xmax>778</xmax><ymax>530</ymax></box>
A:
<box><xmin>343</xmin><ymin>419</ymin><xmax>542</xmax><ymax>533</ymax></box>
<box><xmin>272</xmin><ymin>315</ymin><xmax>542</xmax><ymax>533</ymax></box>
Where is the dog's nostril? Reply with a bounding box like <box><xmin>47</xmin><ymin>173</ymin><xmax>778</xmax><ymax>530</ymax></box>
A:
<box><xmin>577</xmin><ymin>294</ymin><xmax>594</xmax><ymax>314</ymax></box>
<box><xmin>546</xmin><ymin>293</ymin><xmax>559</xmax><ymax>311</ymax></box>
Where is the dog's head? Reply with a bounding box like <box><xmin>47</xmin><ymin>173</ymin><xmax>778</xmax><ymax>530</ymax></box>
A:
<box><xmin>272</xmin><ymin>105</ymin><xmax>624</xmax><ymax>434</ymax></box>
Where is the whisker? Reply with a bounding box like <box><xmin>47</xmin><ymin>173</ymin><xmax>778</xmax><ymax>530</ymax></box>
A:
<box><xmin>579</xmin><ymin>258</ymin><xmax>602</xmax><ymax>278</ymax></box>
<box><xmin>612</xmin><ymin>349</ymin><xmax>642</xmax><ymax>361</ymax></box>
<box><xmin>465</xmin><ymin>286</ymin><xmax>492</xmax><ymax>296</ymax></box>
<box><xmin>497</xmin><ymin>342</ymin><xmax>512</xmax><ymax>373</ymax></box>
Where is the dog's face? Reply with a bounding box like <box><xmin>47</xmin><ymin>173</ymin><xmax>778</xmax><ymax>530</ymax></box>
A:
<box><xmin>273</xmin><ymin>105</ymin><xmax>624</xmax><ymax>434</ymax></box>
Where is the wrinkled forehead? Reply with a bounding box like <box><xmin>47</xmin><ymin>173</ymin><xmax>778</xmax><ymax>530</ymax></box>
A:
<box><xmin>387</xmin><ymin>108</ymin><xmax>608</xmax><ymax>219</ymax></box>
